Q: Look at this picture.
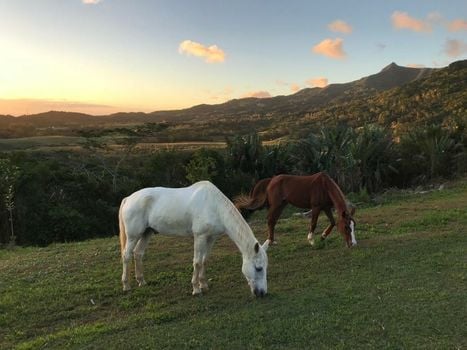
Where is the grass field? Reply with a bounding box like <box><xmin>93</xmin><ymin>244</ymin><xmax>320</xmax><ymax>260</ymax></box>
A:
<box><xmin>1</xmin><ymin>181</ymin><xmax>466</xmax><ymax>349</ymax></box>
<box><xmin>0</xmin><ymin>136</ymin><xmax>84</xmax><ymax>151</ymax></box>
<box><xmin>0</xmin><ymin>135</ymin><xmax>228</xmax><ymax>152</ymax></box>
<box><xmin>0</xmin><ymin>135</ymin><xmax>284</xmax><ymax>152</ymax></box>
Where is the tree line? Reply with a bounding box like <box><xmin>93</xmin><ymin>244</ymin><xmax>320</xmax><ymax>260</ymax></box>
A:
<box><xmin>1</xmin><ymin>123</ymin><xmax>466</xmax><ymax>246</ymax></box>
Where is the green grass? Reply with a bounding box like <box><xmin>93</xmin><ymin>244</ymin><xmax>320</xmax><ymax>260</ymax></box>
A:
<box><xmin>1</xmin><ymin>181</ymin><xmax>466</xmax><ymax>349</ymax></box>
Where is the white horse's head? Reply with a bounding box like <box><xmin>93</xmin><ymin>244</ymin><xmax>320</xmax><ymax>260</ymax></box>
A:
<box><xmin>242</xmin><ymin>241</ymin><xmax>269</xmax><ymax>297</ymax></box>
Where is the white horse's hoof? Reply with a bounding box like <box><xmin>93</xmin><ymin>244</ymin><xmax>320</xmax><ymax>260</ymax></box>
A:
<box><xmin>137</xmin><ymin>279</ymin><xmax>147</xmax><ymax>287</ymax></box>
<box><xmin>192</xmin><ymin>289</ymin><xmax>202</xmax><ymax>296</ymax></box>
<box><xmin>308</xmin><ymin>239</ymin><xmax>315</xmax><ymax>246</ymax></box>
<box><xmin>122</xmin><ymin>284</ymin><xmax>131</xmax><ymax>292</ymax></box>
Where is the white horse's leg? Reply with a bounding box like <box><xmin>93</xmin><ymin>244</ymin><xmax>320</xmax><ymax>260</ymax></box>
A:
<box><xmin>134</xmin><ymin>234</ymin><xmax>151</xmax><ymax>287</ymax></box>
<box><xmin>122</xmin><ymin>236</ymin><xmax>138</xmax><ymax>291</ymax></box>
<box><xmin>192</xmin><ymin>235</ymin><xmax>210</xmax><ymax>295</ymax></box>
<box><xmin>199</xmin><ymin>236</ymin><xmax>216</xmax><ymax>291</ymax></box>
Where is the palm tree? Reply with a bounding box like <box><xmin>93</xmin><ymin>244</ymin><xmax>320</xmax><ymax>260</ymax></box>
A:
<box><xmin>400</xmin><ymin>125</ymin><xmax>459</xmax><ymax>182</ymax></box>
<box><xmin>291</xmin><ymin>124</ymin><xmax>357</xmax><ymax>192</ymax></box>
<box><xmin>350</xmin><ymin>125</ymin><xmax>397</xmax><ymax>192</ymax></box>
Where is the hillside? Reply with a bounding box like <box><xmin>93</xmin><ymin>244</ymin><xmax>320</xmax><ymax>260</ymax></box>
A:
<box><xmin>1</xmin><ymin>179</ymin><xmax>466</xmax><ymax>349</ymax></box>
<box><xmin>290</xmin><ymin>59</ymin><xmax>467</xmax><ymax>136</ymax></box>
<box><xmin>2</xmin><ymin>60</ymin><xmax>464</xmax><ymax>140</ymax></box>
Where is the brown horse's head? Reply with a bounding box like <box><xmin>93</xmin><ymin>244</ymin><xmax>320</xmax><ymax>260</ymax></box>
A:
<box><xmin>338</xmin><ymin>210</ymin><xmax>357</xmax><ymax>248</ymax></box>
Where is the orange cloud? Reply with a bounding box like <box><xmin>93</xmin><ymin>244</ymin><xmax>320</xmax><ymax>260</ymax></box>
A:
<box><xmin>391</xmin><ymin>11</ymin><xmax>431</xmax><ymax>32</ymax></box>
<box><xmin>290</xmin><ymin>84</ymin><xmax>301</xmax><ymax>92</ymax></box>
<box><xmin>306</xmin><ymin>77</ymin><xmax>328</xmax><ymax>88</ymax></box>
<box><xmin>328</xmin><ymin>20</ymin><xmax>352</xmax><ymax>34</ymax></box>
<box><xmin>178</xmin><ymin>40</ymin><xmax>226</xmax><ymax>63</ymax></box>
<box><xmin>242</xmin><ymin>91</ymin><xmax>272</xmax><ymax>98</ymax></box>
<box><xmin>312</xmin><ymin>38</ymin><xmax>346</xmax><ymax>59</ymax></box>
<box><xmin>406</xmin><ymin>63</ymin><xmax>425</xmax><ymax>68</ymax></box>
<box><xmin>444</xmin><ymin>39</ymin><xmax>467</xmax><ymax>58</ymax></box>
<box><xmin>448</xmin><ymin>19</ymin><xmax>467</xmax><ymax>32</ymax></box>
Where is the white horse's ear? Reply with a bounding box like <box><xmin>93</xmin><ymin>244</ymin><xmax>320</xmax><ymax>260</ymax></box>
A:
<box><xmin>254</xmin><ymin>242</ymin><xmax>260</xmax><ymax>254</ymax></box>
<box><xmin>262</xmin><ymin>240</ymin><xmax>269</xmax><ymax>252</ymax></box>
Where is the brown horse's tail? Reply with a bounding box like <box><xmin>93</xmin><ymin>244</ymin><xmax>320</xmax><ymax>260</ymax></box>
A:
<box><xmin>118</xmin><ymin>197</ymin><xmax>127</xmax><ymax>259</ymax></box>
<box><xmin>234</xmin><ymin>177</ymin><xmax>272</xmax><ymax>218</ymax></box>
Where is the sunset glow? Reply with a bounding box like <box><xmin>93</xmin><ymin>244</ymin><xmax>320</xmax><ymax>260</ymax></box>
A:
<box><xmin>0</xmin><ymin>0</ymin><xmax>466</xmax><ymax>116</ymax></box>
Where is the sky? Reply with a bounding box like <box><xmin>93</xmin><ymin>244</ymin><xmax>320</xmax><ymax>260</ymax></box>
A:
<box><xmin>0</xmin><ymin>0</ymin><xmax>466</xmax><ymax>116</ymax></box>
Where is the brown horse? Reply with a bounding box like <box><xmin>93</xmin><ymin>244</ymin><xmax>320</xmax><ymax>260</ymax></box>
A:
<box><xmin>235</xmin><ymin>172</ymin><xmax>356</xmax><ymax>247</ymax></box>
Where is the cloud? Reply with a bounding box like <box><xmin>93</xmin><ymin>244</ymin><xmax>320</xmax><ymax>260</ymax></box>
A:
<box><xmin>406</xmin><ymin>63</ymin><xmax>425</xmax><ymax>68</ymax></box>
<box><xmin>328</xmin><ymin>20</ymin><xmax>352</xmax><ymax>34</ymax></box>
<box><xmin>242</xmin><ymin>91</ymin><xmax>272</xmax><ymax>98</ymax></box>
<box><xmin>312</xmin><ymin>38</ymin><xmax>346</xmax><ymax>59</ymax></box>
<box><xmin>290</xmin><ymin>84</ymin><xmax>301</xmax><ymax>92</ymax></box>
<box><xmin>448</xmin><ymin>19</ymin><xmax>467</xmax><ymax>32</ymax></box>
<box><xmin>82</xmin><ymin>0</ymin><xmax>102</xmax><ymax>4</ymax></box>
<box><xmin>178</xmin><ymin>40</ymin><xmax>226</xmax><ymax>63</ymax></box>
<box><xmin>444</xmin><ymin>39</ymin><xmax>467</xmax><ymax>58</ymax></box>
<box><xmin>391</xmin><ymin>11</ymin><xmax>431</xmax><ymax>32</ymax></box>
<box><xmin>376</xmin><ymin>42</ymin><xmax>387</xmax><ymax>52</ymax></box>
<box><xmin>306</xmin><ymin>77</ymin><xmax>328</xmax><ymax>88</ymax></box>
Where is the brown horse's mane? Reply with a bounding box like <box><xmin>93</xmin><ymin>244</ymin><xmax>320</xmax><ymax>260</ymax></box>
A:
<box><xmin>320</xmin><ymin>172</ymin><xmax>350</xmax><ymax>217</ymax></box>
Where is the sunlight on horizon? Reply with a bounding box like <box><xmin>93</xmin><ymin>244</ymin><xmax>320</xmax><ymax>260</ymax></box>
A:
<box><xmin>0</xmin><ymin>0</ymin><xmax>465</xmax><ymax>116</ymax></box>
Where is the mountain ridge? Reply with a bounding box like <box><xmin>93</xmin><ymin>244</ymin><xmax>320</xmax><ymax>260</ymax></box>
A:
<box><xmin>0</xmin><ymin>59</ymin><xmax>465</xmax><ymax>139</ymax></box>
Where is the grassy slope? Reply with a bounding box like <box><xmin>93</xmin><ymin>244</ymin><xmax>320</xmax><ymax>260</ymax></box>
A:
<box><xmin>1</xmin><ymin>181</ymin><xmax>466</xmax><ymax>349</ymax></box>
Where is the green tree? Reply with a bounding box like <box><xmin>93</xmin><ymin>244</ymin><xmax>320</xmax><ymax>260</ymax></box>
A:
<box><xmin>185</xmin><ymin>149</ymin><xmax>219</xmax><ymax>183</ymax></box>
<box><xmin>350</xmin><ymin>125</ymin><xmax>397</xmax><ymax>192</ymax></box>
<box><xmin>0</xmin><ymin>159</ymin><xmax>20</xmax><ymax>245</ymax></box>
<box><xmin>399</xmin><ymin>125</ymin><xmax>460</xmax><ymax>183</ymax></box>
<box><xmin>290</xmin><ymin>124</ymin><xmax>356</xmax><ymax>191</ymax></box>
<box><xmin>226</xmin><ymin>133</ymin><xmax>264</xmax><ymax>176</ymax></box>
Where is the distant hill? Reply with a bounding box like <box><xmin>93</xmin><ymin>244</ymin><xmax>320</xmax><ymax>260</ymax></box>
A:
<box><xmin>0</xmin><ymin>60</ymin><xmax>465</xmax><ymax>140</ymax></box>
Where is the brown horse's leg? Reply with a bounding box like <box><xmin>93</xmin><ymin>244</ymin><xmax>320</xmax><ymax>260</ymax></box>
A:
<box><xmin>321</xmin><ymin>208</ymin><xmax>335</xmax><ymax>240</ymax></box>
<box><xmin>267</xmin><ymin>202</ymin><xmax>286</xmax><ymax>244</ymax></box>
<box><xmin>307</xmin><ymin>206</ymin><xmax>321</xmax><ymax>246</ymax></box>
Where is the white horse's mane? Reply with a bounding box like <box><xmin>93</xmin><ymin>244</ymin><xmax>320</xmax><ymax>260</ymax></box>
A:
<box><xmin>209</xmin><ymin>183</ymin><xmax>258</xmax><ymax>253</ymax></box>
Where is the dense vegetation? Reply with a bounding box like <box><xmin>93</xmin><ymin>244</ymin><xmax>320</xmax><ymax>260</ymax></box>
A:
<box><xmin>1</xmin><ymin>60</ymin><xmax>466</xmax><ymax>246</ymax></box>
<box><xmin>0</xmin><ymin>121</ymin><xmax>466</xmax><ymax>246</ymax></box>
<box><xmin>1</xmin><ymin>180</ymin><xmax>466</xmax><ymax>349</ymax></box>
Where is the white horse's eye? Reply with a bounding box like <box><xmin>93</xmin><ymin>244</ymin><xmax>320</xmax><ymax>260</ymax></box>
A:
<box><xmin>255</xmin><ymin>266</ymin><xmax>263</xmax><ymax>272</ymax></box>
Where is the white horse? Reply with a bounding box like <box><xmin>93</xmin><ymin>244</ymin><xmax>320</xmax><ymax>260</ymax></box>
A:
<box><xmin>119</xmin><ymin>181</ymin><xmax>269</xmax><ymax>297</ymax></box>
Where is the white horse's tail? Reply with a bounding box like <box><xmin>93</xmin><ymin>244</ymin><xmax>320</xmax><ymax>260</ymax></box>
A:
<box><xmin>119</xmin><ymin>197</ymin><xmax>127</xmax><ymax>259</ymax></box>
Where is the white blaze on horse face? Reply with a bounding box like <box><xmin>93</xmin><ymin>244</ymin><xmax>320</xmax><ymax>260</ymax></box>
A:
<box><xmin>242</xmin><ymin>247</ymin><xmax>268</xmax><ymax>297</ymax></box>
<box><xmin>350</xmin><ymin>220</ymin><xmax>357</xmax><ymax>245</ymax></box>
